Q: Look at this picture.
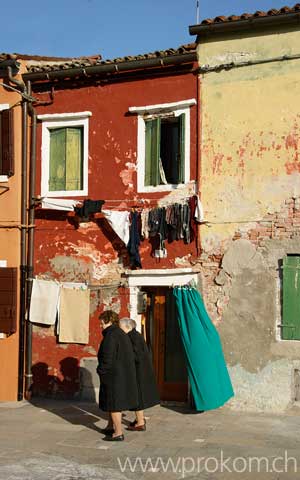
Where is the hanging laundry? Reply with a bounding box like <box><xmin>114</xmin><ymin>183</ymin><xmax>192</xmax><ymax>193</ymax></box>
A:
<box><xmin>57</xmin><ymin>282</ymin><xmax>88</xmax><ymax>335</ymax></box>
<box><xmin>148</xmin><ymin>208</ymin><xmax>161</xmax><ymax>238</ymax></box>
<box><xmin>182</xmin><ymin>204</ymin><xmax>191</xmax><ymax>244</ymax></box>
<box><xmin>41</xmin><ymin>198</ymin><xmax>81</xmax><ymax>211</ymax></box>
<box><xmin>58</xmin><ymin>287</ymin><xmax>90</xmax><ymax>344</ymax></box>
<box><xmin>148</xmin><ymin>207</ymin><xmax>167</xmax><ymax>240</ymax></box>
<box><xmin>189</xmin><ymin>196</ymin><xmax>197</xmax><ymax>242</ymax></box>
<box><xmin>166</xmin><ymin>204</ymin><xmax>178</xmax><ymax>242</ymax></box>
<box><xmin>74</xmin><ymin>199</ymin><xmax>105</xmax><ymax>220</ymax></box>
<box><xmin>29</xmin><ymin>279</ymin><xmax>60</xmax><ymax>325</ymax></box>
<box><xmin>102</xmin><ymin>209</ymin><xmax>130</xmax><ymax>245</ymax></box>
<box><xmin>141</xmin><ymin>208</ymin><xmax>150</xmax><ymax>239</ymax></box>
<box><xmin>127</xmin><ymin>211</ymin><xmax>142</xmax><ymax>268</ymax></box>
<box><xmin>194</xmin><ymin>195</ymin><xmax>204</xmax><ymax>222</ymax></box>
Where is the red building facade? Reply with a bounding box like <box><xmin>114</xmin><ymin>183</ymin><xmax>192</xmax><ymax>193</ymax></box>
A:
<box><xmin>25</xmin><ymin>45</ymin><xmax>200</xmax><ymax>402</ymax></box>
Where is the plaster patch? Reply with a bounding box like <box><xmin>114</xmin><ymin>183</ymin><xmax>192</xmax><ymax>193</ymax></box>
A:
<box><xmin>119</xmin><ymin>162</ymin><xmax>136</xmax><ymax>194</ymax></box>
<box><xmin>228</xmin><ymin>359</ymin><xmax>299</xmax><ymax>412</ymax></box>
<box><xmin>222</xmin><ymin>239</ymin><xmax>263</xmax><ymax>276</ymax></box>
<box><xmin>175</xmin><ymin>254</ymin><xmax>192</xmax><ymax>267</ymax></box>
<box><xmin>157</xmin><ymin>182</ymin><xmax>196</xmax><ymax>206</ymax></box>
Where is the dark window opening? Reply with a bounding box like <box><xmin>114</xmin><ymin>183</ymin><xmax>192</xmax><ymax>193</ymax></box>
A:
<box><xmin>144</xmin><ymin>113</ymin><xmax>185</xmax><ymax>187</ymax></box>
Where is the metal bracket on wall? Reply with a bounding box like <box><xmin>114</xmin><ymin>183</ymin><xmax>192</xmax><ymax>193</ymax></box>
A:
<box><xmin>0</xmin><ymin>185</ymin><xmax>9</xmax><ymax>196</ymax></box>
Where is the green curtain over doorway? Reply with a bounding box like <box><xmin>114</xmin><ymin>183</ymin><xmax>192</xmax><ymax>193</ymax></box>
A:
<box><xmin>173</xmin><ymin>286</ymin><xmax>234</xmax><ymax>411</ymax></box>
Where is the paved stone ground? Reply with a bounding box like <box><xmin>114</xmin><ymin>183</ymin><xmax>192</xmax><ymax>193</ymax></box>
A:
<box><xmin>0</xmin><ymin>399</ymin><xmax>300</xmax><ymax>479</ymax></box>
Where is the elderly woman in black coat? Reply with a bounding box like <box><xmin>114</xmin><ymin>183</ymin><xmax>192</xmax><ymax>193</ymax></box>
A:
<box><xmin>97</xmin><ymin>311</ymin><xmax>138</xmax><ymax>441</ymax></box>
<box><xmin>119</xmin><ymin>317</ymin><xmax>160</xmax><ymax>431</ymax></box>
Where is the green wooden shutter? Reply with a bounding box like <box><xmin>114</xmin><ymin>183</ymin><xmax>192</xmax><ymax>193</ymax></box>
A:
<box><xmin>49</xmin><ymin>128</ymin><xmax>66</xmax><ymax>191</ymax></box>
<box><xmin>282</xmin><ymin>255</ymin><xmax>300</xmax><ymax>340</ymax></box>
<box><xmin>145</xmin><ymin>118</ymin><xmax>160</xmax><ymax>186</ymax></box>
<box><xmin>66</xmin><ymin>127</ymin><xmax>83</xmax><ymax>191</ymax></box>
<box><xmin>178</xmin><ymin>113</ymin><xmax>185</xmax><ymax>184</ymax></box>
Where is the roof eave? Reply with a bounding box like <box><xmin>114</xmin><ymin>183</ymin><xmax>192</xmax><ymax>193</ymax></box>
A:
<box><xmin>23</xmin><ymin>52</ymin><xmax>197</xmax><ymax>82</ymax></box>
<box><xmin>189</xmin><ymin>11</ymin><xmax>300</xmax><ymax>37</ymax></box>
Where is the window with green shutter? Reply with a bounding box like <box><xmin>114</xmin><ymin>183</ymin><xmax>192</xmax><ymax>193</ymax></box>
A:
<box><xmin>49</xmin><ymin>126</ymin><xmax>83</xmax><ymax>192</ymax></box>
<box><xmin>144</xmin><ymin>113</ymin><xmax>185</xmax><ymax>187</ymax></box>
<box><xmin>282</xmin><ymin>255</ymin><xmax>300</xmax><ymax>340</ymax></box>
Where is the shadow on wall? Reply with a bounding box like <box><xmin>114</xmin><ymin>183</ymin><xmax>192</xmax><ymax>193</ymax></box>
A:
<box><xmin>29</xmin><ymin>357</ymin><xmax>109</xmax><ymax>434</ymax></box>
<box><xmin>30</xmin><ymin>357</ymin><xmax>96</xmax><ymax>402</ymax></box>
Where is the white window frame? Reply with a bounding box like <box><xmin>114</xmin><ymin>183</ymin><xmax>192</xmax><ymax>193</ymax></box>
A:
<box><xmin>38</xmin><ymin>111</ymin><xmax>91</xmax><ymax>198</ymax></box>
<box><xmin>129</xmin><ymin>99</ymin><xmax>196</xmax><ymax>193</ymax></box>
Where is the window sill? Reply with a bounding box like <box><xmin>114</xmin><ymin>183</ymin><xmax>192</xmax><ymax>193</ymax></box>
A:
<box><xmin>137</xmin><ymin>181</ymin><xmax>195</xmax><ymax>194</ymax></box>
<box><xmin>0</xmin><ymin>175</ymin><xmax>9</xmax><ymax>183</ymax></box>
<box><xmin>42</xmin><ymin>190</ymin><xmax>88</xmax><ymax>198</ymax></box>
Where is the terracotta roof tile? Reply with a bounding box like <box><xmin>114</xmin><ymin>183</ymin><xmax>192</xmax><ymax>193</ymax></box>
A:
<box><xmin>26</xmin><ymin>43</ymin><xmax>196</xmax><ymax>74</ymax></box>
<box><xmin>200</xmin><ymin>2</ymin><xmax>300</xmax><ymax>25</ymax></box>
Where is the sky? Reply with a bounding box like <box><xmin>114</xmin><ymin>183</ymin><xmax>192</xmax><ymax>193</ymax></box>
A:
<box><xmin>0</xmin><ymin>0</ymin><xmax>298</xmax><ymax>60</ymax></box>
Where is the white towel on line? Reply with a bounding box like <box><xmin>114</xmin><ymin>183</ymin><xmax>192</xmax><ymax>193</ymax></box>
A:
<box><xmin>41</xmin><ymin>198</ymin><xmax>81</xmax><ymax>211</ymax></box>
<box><xmin>29</xmin><ymin>279</ymin><xmax>60</xmax><ymax>325</ymax></box>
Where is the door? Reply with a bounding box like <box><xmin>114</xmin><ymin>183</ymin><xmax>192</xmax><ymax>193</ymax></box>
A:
<box><xmin>145</xmin><ymin>287</ymin><xmax>188</xmax><ymax>402</ymax></box>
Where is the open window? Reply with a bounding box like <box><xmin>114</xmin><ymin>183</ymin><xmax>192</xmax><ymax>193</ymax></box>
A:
<box><xmin>145</xmin><ymin>113</ymin><xmax>185</xmax><ymax>187</ymax></box>
<box><xmin>129</xmin><ymin>99</ymin><xmax>196</xmax><ymax>193</ymax></box>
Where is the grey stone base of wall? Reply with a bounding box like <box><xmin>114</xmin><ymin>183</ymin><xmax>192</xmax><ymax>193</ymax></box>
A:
<box><xmin>79</xmin><ymin>357</ymin><xmax>99</xmax><ymax>403</ymax></box>
<box><xmin>79</xmin><ymin>356</ymin><xmax>299</xmax><ymax>413</ymax></box>
<box><xmin>227</xmin><ymin>359</ymin><xmax>300</xmax><ymax>413</ymax></box>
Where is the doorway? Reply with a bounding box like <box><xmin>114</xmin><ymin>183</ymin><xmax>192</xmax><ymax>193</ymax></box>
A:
<box><xmin>143</xmin><ymin>286</ymin><xmax>188</xmax><ymax>402</ymax></box>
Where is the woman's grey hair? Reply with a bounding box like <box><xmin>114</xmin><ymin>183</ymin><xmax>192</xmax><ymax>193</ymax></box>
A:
<box><xmin>119</xmin><ymin>317</ymin><xmax>136</xmax><ymax>330</ymax></box>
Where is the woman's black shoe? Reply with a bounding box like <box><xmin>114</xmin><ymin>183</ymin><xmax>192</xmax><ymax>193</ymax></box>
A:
<box><xmin>103</xmin><ymin>434</ymin><xmax>124</xmax><ymax>441</ymax></box>
<box><xmin>100</xmin><ymin>428</ymin><xmax>114</xmax><ymax>435</ymax></box>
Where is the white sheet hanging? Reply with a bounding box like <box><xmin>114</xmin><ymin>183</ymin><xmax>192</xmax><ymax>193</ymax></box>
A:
<box><xmin>29</xmin><ymin>279</ymin><xmax>60</xmax><ymax>325</ymax></box>
<box><xmin>41</xmin><ymin>198</ymin><xmax>81</xmax><ymax>211</ymax></box>
<box><xmin>102</xmin><ymin>209</ymin><xmax>130</xmax><ymax>245</ymax></box>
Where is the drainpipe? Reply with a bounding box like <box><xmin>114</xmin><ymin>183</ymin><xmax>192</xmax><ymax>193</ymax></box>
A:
<box><xmin>7</xmin><ymin>66</ymin><xmax>28</xmax><ymax>401</ymax></box>
<box><xmin>25</xmin><ymin>80</ymin><xmax>36</xmax><ymax>399</ymax></box>
<box><xmin>196</xmin><ymin>69</ymin><xmax>202</xmax><ymax>256</ymax></box>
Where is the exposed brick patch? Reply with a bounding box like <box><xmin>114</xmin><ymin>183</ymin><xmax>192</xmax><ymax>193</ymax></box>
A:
<box><xmin>198</xmin><ymin>196</ymin><xmax>300</xmax><ymax>324</ymax></box>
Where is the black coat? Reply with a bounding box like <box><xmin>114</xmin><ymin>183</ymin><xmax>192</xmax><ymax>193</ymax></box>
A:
<box><xmin>97</xmin><ymin>324</ymin><xmax>138</xmax><ymax>412</ymax></box>
<box><xmin>128</xmin><ymin>328</ymin><xmax>160</xmax><ymax>410</ymax></box>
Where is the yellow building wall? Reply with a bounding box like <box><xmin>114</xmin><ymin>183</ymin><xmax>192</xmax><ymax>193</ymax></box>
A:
<box><xmin>197</xmin><ymin>27</ymin><xmax>300</xmax><ymax>252</ymax></box>
<box><xmin>0</xmin><ymin>69</ymin><xmax>24</xmax><ymax>401</ymax></box>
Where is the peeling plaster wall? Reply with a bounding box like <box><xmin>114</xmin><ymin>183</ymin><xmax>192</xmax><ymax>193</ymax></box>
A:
<box><xmin>196</xmin><ymin>27</ymin><xmax>300</xmax><ymax>411</ymax></box>
<box><xmin>31</xmin><ymin>71</ymin><xmax>198</xmax><ymax>397</ymax></box>
<box><xmin>198</xmin><ymin>26</ymin><xmax>300</xmax><ymax>253</ymax></box>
